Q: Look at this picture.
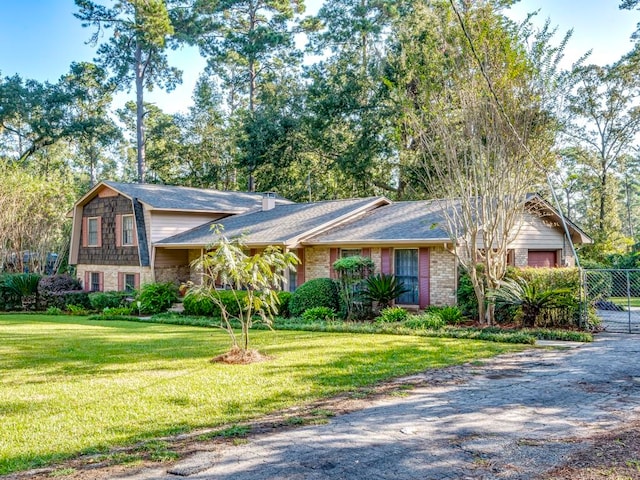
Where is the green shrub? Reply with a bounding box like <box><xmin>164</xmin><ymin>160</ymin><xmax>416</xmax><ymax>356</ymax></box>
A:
<box><xmin>363</xmin><ymin>274</ymin><xmax>410</xmax><ymax>309</ymax></box>
<box><xmin>427</xmin><ymin>305</ymin><xmax>464</xmax><ymax>325</ymax></box>
<box><xmin>45</xmin><ymin>306</ymin><xmax>63</xmax><ymax>315</ymax></box>
<box><xmin>376</xmin><ymin>306</ymin><xmax>409</xmax><ymax>323</ymax></box>
<box><xmin>457</xmin><ymin>270</ymin><xmax>479</xmax><ymax>319</ymax></box>
<box><xmin>301</xmin><ymin>306</ymin><xmax>337</xmax><ymax>323</ymax></box>
<box><xmin>0</xmin><ymin>275</ymin><xmax>21</xmax><ymax>311</ymax></box>
<box><xmin>89</xmin><ymin>291</ymin><xmax>129</xmax><ymax>311</ymax></box>
<box><xmin>38</xmin><ymin>274</ymin><xmax>87</xmax><ymax>311</ymax></box>
<box><xmin>103</xmin><ymin>306</ymin><xmax>133</xmax><ymax>316</ymax></box>
<box><xmin>67</xmin><ymin>304</ymin><xmax>89</xmax><ymax>316</ymax></box>
<box><xmin>404</xmin><ymin>313</ymin><xmax>445</xmax><ymax>330</ymax></box>
<box><xmin>277</xmin><ymin>291</ymin><xmax>292</xmax><ymax>318</ymax></box>
<box><xmin>136</xmin><ymin>282</ymin><xmax>179</xmax><ymax>315</ymax></box>
<box><xmin>5</xmin><ymin>273</ymin><xmax>41</xmax><ymax>310</ymax></box>
<box><xmin>183</xmin><ymin>288</ymin><xmax>249</xmax><ymax>317</ymax></box>
<box><xmin>289</xmin><ymin>278</ymin><xmax>340</xmax><ymax>317</ymax></box>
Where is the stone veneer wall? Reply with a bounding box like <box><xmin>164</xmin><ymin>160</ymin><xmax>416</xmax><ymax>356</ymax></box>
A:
<box><xmin>429</xmin><ymin>246</ymin><xmax>457</xmax><ymax>306</ymax></box>
<box><xmin>514</xmin><ymin>248</ymin><xmax>528</xmax><ymax>268</ymax></box>
<box><xmin>305</xmin><ymin>247</ymin><xmax>330</xmax><ymax>280</ymax></box>
<box><xmin>188</xmin><ymin>249</ymin><xmax>204</xmax><ymax>284</ymax></box>
<box><xmin>370</xmin><ymin>248</ymin><xmax>382</xmax><ymax>273</ymax></box>
<box><xmin>155</xmin><ymin>266</ymin><xmax>190</xmax><ymax>284</ymax></box>
<box><xmin>76</xmin><ymin>264</ymin><xmax>153</xmax><ymax>291</ymax></box>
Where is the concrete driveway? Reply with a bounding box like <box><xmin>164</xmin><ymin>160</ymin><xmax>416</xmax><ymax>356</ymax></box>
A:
<box><xmin>120</xmin><ymin>334</ymin><xmax>640</xmax><ymax>480</ymax></box>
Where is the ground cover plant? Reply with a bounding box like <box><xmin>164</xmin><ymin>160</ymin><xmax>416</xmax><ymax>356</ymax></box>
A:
<box><xmin>0</xmin><ymin>314</ymin><xmax>525</xmax><ymax>474</ymax></box>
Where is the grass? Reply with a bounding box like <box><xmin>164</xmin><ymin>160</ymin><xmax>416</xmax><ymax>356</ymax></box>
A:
<box><xmin>610</xmin><ymin>297</ymin><xmax>640</xmax><ymax>308</ymax></box>
<box><xmin>0</xmin><ymin>314</ymin><xmax>525</xmax><ymax>475</ymax></box>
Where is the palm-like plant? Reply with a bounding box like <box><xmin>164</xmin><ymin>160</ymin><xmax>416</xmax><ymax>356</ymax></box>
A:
<box><xmin>4</xmin><ymin>273</ymin><xmax>41</xmax><ymax>310</ymax></box>
<box><xmin>491</xmin><ymin>278</ymin><xmax>571</xmax><ymax>328</ymax></box>
<box><xmin>363</xmin><ymin>274</ymin><xmax>410</xmax><ymax>310</ymax></box>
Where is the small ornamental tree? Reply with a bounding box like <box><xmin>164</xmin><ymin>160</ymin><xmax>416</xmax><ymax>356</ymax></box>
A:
<box><xmin>332</xmin><ymin>255</ymin><xmax>375</xmax><ymax>320</ymax></box>
<box><xmin>191</xmin><ymin>226</ymin><xmax>299</xmax><ymax>361</ymax></box>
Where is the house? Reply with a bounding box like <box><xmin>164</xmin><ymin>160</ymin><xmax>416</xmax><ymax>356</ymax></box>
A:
<box><xmin>69</xmin><ymin>182</ymin><xmax>591</xmax><ymax>308</ymax></box>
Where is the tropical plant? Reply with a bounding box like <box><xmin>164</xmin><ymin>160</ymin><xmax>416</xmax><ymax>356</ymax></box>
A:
<box><xmin>490</xmin><ymin>278</ymin><xmax>572</xmax><ymax>328</ymax></box>
<box><xmin>301</xmin><ymin>306</ymin><xmax>337</xmax><ymax>323</ymax></box>
<box><xmin>191</xmin><ymin>226</ymin><xmax>299</xmax><ymax>356</ymax></box>
<box><xmin>363</xmin><ymin>273</ymin><xmax>409</xmax><ymax>311</ymax></box>
<box><xmin>404</xmin><ymin>312</ymin><xmax>445</xmax><ymax>330</ymax></box>
<box><xmin>375</xmin><ymin>306</ymin><xmax>409</xmax><ymax>324</ymax></box>
<box><xmin>136</xmin><ymin>282</ymin><xmax>178</xmax><ymax>315</ymax></box>
<box><xmin>426</xmin><ymin>305</ymin><xmax>464</xmax><ymax>325</ymax></box>
<box><xmin>4</xmin><ymin>273</ymin><xmax>41</xmax><ymax>310</ymax></box>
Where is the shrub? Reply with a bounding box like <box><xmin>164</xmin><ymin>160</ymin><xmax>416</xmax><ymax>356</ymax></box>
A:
<box><xmin>136</xmin><ymin>282</ymin><xmax>179</xmax><ymax>315</ymax></box>
<box><xmin>457</xmin><ymin>270</ymin><xmax>479</xmax><ymax>319</ymax></box>
<box><xmin>289</xmin><ymin>278</ymin><xmax>340</xmax><ymax>317</ymax></box>
<box><xmin>89</xmin><ymin>291</ymin><xmax>130</xmax><ymax>311</ymax></box>
<box><xmin>45</xmin><ymin>306</ymin><xmax>63</xmax><ymax>315</ymax></box>
<box><xmin>277</xmin><ymin>291</ymin><xmax>292</xmax><ymax>317</ymax></box>
<box><xmin>46</xmin><ymin>291</ymin><xmax>91</xmax><ymax>311</ymax></box>
<box><xmin>333</xmin><ymin>256</ymin><xmax>375</xmax><ymax>320</ymax></box>
<box><xmin>183</xmin><ymin>288</ymin><xmax>249</xmax><ymax>317</ymax></box>
<box><xmin>404</xmin><ymin>313</ymin><xmax>445</xmax><ymax>330</ymax></box>
<box><xmin>38</xmin><ymin>274</ymin><xmax>85</xmax><ymax>311</ymax></box>
<box><xmin>67</xmin><ymin>304</ymin><xmax>89</xmax><ymax>316</ymax></box>
<box><xmin>426</xmin><ymin>305</ymin><xmax>464</xmax><ymax>325</ymax></box>
<box><xmin>363</xmin><ymin>274</ymin><xmax>409</xmax><ymax>310</ymax></box>
<box><xmin>0</xmin><ymin>275</ymin><xmax>21</xmax><ymax>311</ymax></box>
<box><xmin>301</xmin><ymin>306</ymin><xmax>336</xmax><ymax>323</ymax></box>
<box><xmin>376</xmin><ymin>306</ymin><xmax>409</xmax><ymax>323</ymax></box>
<box><xmin>38</xmin><ymin>274</ymin><xmax>82</xmax><ymax>294</ymax></box>
<box><xmin>102</xmin><ymin>306</ymin><xmax>133</xmax><ymax>316</ymax></box>
<box><xmin>5</xmin><ymin>273</ymin><xmax>41</xmax><ymax>309</ymax></box>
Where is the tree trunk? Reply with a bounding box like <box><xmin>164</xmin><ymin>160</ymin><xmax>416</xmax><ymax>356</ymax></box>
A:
<box><xmin>135</xmin><ymin>41</ymin><xmax>146</xmax><ymax>184</ymax></box>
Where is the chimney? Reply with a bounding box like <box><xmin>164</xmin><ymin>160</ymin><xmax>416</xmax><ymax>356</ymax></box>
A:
<box><xmin>262</xmin><ymin>192</ymin><xmax>276</xmax><ymax>211</ymax></box>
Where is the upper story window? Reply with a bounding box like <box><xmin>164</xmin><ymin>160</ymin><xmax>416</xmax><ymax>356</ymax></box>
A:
<box><xmin>122</xmin><ymin>214</ymin><xmax>135</xmax><ymax>246</ymax></box>
<box><xmin>87</xmin><ymin>217</ymin><xmax>100</xmax><ymax>246</ymax></box>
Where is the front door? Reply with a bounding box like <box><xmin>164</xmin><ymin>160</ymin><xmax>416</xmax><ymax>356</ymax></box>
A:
<box><xmin>395</xmin><ymin>249</ymin><xmax>419</xmax><ymax>304</ymax></box>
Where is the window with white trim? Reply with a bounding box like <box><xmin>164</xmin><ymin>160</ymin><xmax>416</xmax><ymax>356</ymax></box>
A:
<box><xmin>87</xmin><ymin>217</ymin><xmax>99</xmax><ymax>246</ymax></box>
<box><xmin>124</xmin><ymin>273</ymin><xmax>136</xmax><ymax>292</ymax></box>
<box><xmin>122</xmin><ymin>214</ymin><xmax>135</xmax><ymax>246</ymax></box>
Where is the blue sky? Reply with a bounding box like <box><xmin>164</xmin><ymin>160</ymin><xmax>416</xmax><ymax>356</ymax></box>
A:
<box><xmin>0</xmin><ymin>0</ymin><xmax>637</xmax><ymax>114</ymax></box>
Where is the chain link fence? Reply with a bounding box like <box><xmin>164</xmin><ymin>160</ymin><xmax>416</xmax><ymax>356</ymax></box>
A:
<box><xmin>582</xmin><ymin>269</ymin><xmax>640</xmax><ymax>333</ymax></box>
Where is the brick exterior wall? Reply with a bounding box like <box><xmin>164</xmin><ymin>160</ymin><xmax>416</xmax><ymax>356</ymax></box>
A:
<box><xmin>514</xmin><ymin>248</ymin><xmax>528</xmax><ymax>267</ymax></box>
<box><xmin>77</xmin><ymin>264</ymin><xmax>153</xmax><ymax>291</ymax></box>
<box><xmin>78</xmin><ymin>195</ymin><xmax>140</xmax><ymax>266</ymax></box>
<box><xmin>370</xmin><ymin>248</ymin><xmax>381</xmax><ymax>273</ymax></box>
<box><xmin>429</xmin><ymin>246</ymin><xmax>457</xmax><ymax>306</ymax></box>
<box><xmin>305</xmin><ymin>247</ymin><xmax>331</xmax><ymax>280</ymax></box>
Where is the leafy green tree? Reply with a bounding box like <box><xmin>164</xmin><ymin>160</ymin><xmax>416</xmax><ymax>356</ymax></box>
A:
<box><xmin>75</xmin><ymin>0</ymin><xmax>182</xmax><ymax>183</ymax></box>
<box><xmin>191</xmin><ymin>226</ymin><xmax>299</xmax><ymax>357</ymax></box>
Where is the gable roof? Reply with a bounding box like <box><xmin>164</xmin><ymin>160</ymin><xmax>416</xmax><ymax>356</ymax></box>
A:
<box><xmin>304</xmin><ymin>200</ymin><xmax>451</xmax><ymax>245</ymax></box>
<box><xmin>156</xmin><ymin>197</ymin><xmax>389</xmax><ymax>247</ymax></box>
<box><xmin>74</xmin><ymin>181</ymin><xmax>292</xmax><ymax>214</ymax></box>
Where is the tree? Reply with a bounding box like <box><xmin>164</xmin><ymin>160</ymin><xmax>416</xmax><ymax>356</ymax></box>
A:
<box><xmin>394</xmin><ymin>0</ymin><xmax>559</xmax><ymax>324</ymax></box>
<box><xmin>191</xmin><ymin>226</ymin><xmax>299</xmax><ymax>360</ymax></box>
<box><xmin>563</xmin><ymin>62</ymin><xmax>640</xmax><ymax>248</ymax></box>
<box><xmin>75</xmin><ymin>0</ymin><xmax>182</xmax><ymax>183</ymax></box>
<box><xmin>190</xmin><ymin>0</ymin><xmax>305</xmax><ymax>191</ymax></box>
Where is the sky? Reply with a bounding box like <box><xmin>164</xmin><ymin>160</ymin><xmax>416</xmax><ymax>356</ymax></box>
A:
<box><xmin>0</xmin><ymin>0</ymin><xmax>638</xmax><ymax>114</ymax></box>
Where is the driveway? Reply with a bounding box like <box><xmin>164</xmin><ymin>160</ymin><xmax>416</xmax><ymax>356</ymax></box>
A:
<box><xmin>103</xmin><ymin>334</ymin><xmax>640</xmax><ymax>480</ymax></box>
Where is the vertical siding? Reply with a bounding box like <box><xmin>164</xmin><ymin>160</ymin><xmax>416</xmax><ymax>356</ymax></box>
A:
<box><xmin>418</xmin><ymin>248</ymin><xmax>430</xmax><ymax>309</ymax></box>
<box><xmin>149</xmin><ymin>212</ymin><xmax>227</xmax><ymax>243</ymax></box>
<box><xmin>297</xmin><ymin>248</ymin><xmax>305</xmax><ymax>284</ymax></box>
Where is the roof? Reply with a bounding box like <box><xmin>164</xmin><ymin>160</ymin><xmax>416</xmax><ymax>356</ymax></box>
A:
<box><xmin>305</xmin><ymin>200</ymin><xmax>452</xmax><ymax>245</ymax></box>
<box><xmin>75</xmin><ymin>181</ymin><xmax>292</xmax><ymax>214</ymax></box>
<box><xmin>156</xmin><ymin>197</ymin><xmax>389</xmax><ymax>247</ymax></box>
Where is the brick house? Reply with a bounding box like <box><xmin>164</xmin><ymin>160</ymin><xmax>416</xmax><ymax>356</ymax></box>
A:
<box><xmin>69</xmin><ymin>182</ymin><xmax>591</xmax><ymax>308</ymax></box>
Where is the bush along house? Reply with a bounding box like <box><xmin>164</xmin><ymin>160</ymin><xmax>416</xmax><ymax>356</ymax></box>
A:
<box><xmin>69</xmin><ymin>182</ymin><xmax>592</xmax><ymax>308</ymax></box>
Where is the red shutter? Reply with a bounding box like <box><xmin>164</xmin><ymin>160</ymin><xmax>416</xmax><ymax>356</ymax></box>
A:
<box><xmin>134</xmin><ymin>273</ymin><xmax>140</xmax><ymax>289</ymax></box>
<box><xmin>118</xmin><ymin>272</ymin><xmax>123</xmax><ymax>291</ymax></box>
<box><xmin>115</xmin><ymin>215</ymin><xmax>122</xmax><ymax>247</ymax></box>
<box><xmin>96</xmin><ymin>216</ymin><xmax>102</xmax><ymax>248</ymax></box>
<box><xmin>132</xmin><ymin>216</ymin><xmax>138</xmax><ymax>247</ymax></box>
<box><xmin>296</xmin><ymin>248</ymin><xmax>305</xmax><ymax>285</ymax></box>
<box><xmin>84</xmin><ymin>271</ymin><xmax>90</xmax><ymax>292</ymax></box>
<box><xmin>381</xmin><ymin>248</ymin><xmax>391</xmax><ymax>274</ymax></box>
<box><xmin>329</xmin><ymin>248</ymin><xmax>338</xmax><ymax>279</ymax></box>
<box><xmin>82</xmin><ymin>217</ymin><xmax>88</xmax><ymax>247</ymax></box>
<box><xmin>98</xmin><ymin>272</ymin><xmax>104</xmax><ymax>292</ymax></box>
<box><xmin>361</xmin><ymin>248</ymin><xmax>371</xmax><ymax>258</ymax></box>
<box><xmin>250</xmin><ymin>249</ymin><xmax>257</xmax><ymax>256</ymax></box>
<box><xmin>418</xmin><ymin>248</ymin><xmax>430</xmax><ymax>309</ymax></box>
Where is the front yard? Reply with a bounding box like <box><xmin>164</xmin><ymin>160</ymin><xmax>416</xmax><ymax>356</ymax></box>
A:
<box><xmin>0</xmin><ymin>314</ymin><xmax>525</xmax><ymax>474</ymax></box>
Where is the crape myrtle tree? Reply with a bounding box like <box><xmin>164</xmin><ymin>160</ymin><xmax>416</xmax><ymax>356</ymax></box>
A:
<box><xmin>394</xmin><ymin>0</ymin><xmax>560</xmax><ymax>324</ymax></box>
<box><xmin>75</xmin><ymin>0</ymin><xmax>183</xmax><ymax>184</ymax></box>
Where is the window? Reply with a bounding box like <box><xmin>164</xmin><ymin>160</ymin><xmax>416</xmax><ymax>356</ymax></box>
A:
<box><xmin>124</xmin><ymin>274</ymin><xmax>136</xmax><ymax>292</ymax></box>
<box><xmin>90</xmin><ymin>272</ymin><xmax>101</xmax><ymax>292</ymax></box>
<box><xmin>394</xmin><ymin>249</ymin><xmax>419</xmax><ymax>304</ymax></box>
<box><xmin>341</xmin><ymin>248</ymin><xmax>362</xmax><ymax>258</ymax></box>
<box><xmin>87</xmin><ymin>217</ymin><xmax>99</xmax><ymax>246</ymax></box>
<box><xmin>122</xmin><ymin>214</ymin><xmax>135</xmax><ymax>246</ymax></box>
<box><xmin>289</xmin><ymin>269</ymin><xmax>298</xmax><ymax>292</ymax></box>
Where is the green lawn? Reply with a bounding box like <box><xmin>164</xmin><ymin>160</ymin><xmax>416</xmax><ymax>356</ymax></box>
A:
<box><xmin>0</xmin><ymin>314</ymin><xmax>524</xmax><ymax>474</ymax></box>
<box><xmin>609</xmin><ymin>297</ymin><xmax>640</xmax><ymax>308</ymax></box>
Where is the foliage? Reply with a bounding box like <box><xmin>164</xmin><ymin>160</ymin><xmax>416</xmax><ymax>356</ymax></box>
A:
<box><xmin>277</xmin><ymin>291</ymin><xmax>292</xmax><ymax>318</ymax></box>
<box><xmin>66</xmin><ymin>304</ymin><xmax>89</xmax><ymax>316</ymax></box>
<box><xmin>333</xmin><ymin>255</ymin><xmax>375</xmax><ymax>320</ymax></box>
<box><xmin>426</xmin><ymin>306</ymin><xmax>464</xmax><ymax>325</ymax></box>
<box><xmin>491</xmin><ymin>278</ymin><xmax>573</xmax><ymax>328</ymax></box>
<box><xmin>183</xmin><ymin>289</ymin><xmax>249</xmax><ymax>318</ymax></box>
<box><xmin>191</xmin><ymin>227</ymin><xmax>299</xmax><ymax>351</ymax></box>
<box><xmin>404</xmin><ymin>313</ymin><xmax>445</xmax><ymax>330</ymax></box>
<box><xmin>301</xmin><ymin>307</ymin><xmax>337</xmax><ymax>323</ymax></box>
<box><xmin>362</xmin><ymin>273</ymin><xmax>410</xmax><ymax>310</ymax></box>
<box><xmin>4</xmin><ymin>273</ymin><xmax>41</xmax><ymax>310</ymax></box>
<box><xmin>289</xmin><ymin>278</ymin><xmax>340</xmax><ymax>317</ymax></box>
<box><xmin>88</xmin><ymin>291</ymin><xmax>130</xmax><ymax>311</ymax></box>
<box><xmin>102</xmin><ymin>306</ymin><xmax>133</xmax><ymax>316</ymax></box>
<box><xmin>45</xmin><ymin>307</ymin><xmax>63</xmax><ymax>316</ymax></box>
<box><xmin>136</xmin><ymin>282</ymin><xmax>178</xmax><ymax>315</ymax></box>
<box><xmin>0</xmin><ymin>314</ymin><xmax>521</xmax><ymax>475</ymax></box>
<box><xmin>376</xmin><ymin>306</ymin><xmax>409</xmax><ymax>324</ymax></box>
<box><xmin>41</xmin><ymin>291</ymin><xmax>90</xmax><ymax>312</ymax></box>
<box><xmin>0</xmin><ymin>275</ymin><xmax>21</xmax><ymax>311</ymax></box>
<box><xmin>38</xmin><ymin>274</ymin><xmax>82</xmax><ymax>294</ymax></box>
